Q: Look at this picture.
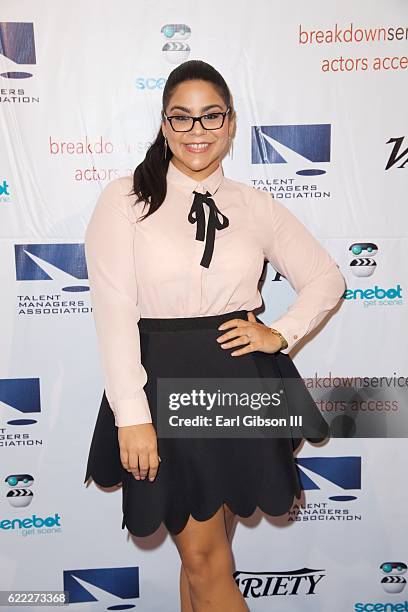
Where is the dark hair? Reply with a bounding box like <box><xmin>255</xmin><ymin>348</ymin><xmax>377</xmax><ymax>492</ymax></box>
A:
<box><xmin>129</xmin><ymin>60</ymin><xmax>234</xmax><ymax>220</ymax></box>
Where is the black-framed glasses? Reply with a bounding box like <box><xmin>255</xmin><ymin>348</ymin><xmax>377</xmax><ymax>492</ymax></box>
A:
<box><xmin>163</xmin><ymin>107</ymin><xmax>230</xmax><ymax>132</ymax></box>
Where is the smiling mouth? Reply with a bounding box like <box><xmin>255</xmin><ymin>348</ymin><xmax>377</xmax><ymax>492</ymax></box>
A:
<box><xmin>184</xmin><ymin>143</ymin><xmax>211</xmax><ymax>152</ymax></box>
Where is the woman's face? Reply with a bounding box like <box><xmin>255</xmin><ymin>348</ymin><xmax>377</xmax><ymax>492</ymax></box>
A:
<box><xmin>162</xmin><ymin>79</ymin><xmax>235</xmax><ymax>180</ymax></box>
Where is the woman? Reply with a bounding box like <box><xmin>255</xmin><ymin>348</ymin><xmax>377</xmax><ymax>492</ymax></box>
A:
<box><xmin>84</xmin><ymin>60</ymin><xmax>345</xmax><ymax>611</ymax></box>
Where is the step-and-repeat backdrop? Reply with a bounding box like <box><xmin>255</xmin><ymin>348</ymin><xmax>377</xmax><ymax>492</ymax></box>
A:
<box><xmin>1</xmin><ymin>1</ymin><xmax>407</xmax><ymax>610</ymax></box>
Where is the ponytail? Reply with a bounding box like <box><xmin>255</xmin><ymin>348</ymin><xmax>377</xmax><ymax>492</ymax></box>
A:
<box><xmin>130</xmin><ymin>127</ymin><xmax>172</xmax><ymax>220</ymax></box>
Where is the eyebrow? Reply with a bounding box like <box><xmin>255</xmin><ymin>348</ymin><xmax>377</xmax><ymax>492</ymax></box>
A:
<box><xmin>168</xmin><ymin>104</ymin><xmax>224</xmax><ymax>113</ymax></box>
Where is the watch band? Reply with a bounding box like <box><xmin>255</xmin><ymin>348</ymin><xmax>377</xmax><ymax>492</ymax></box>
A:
<box><xmin>269</xmin><ymin>327</ymin><xmax>289</xmax><ymax>350</ymax></box>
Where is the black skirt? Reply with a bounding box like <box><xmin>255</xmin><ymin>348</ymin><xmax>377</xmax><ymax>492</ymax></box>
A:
<box><xmin>84</xmin><ymin>309</ymin><xmax>329</xmax><ymax>537</ymax></box>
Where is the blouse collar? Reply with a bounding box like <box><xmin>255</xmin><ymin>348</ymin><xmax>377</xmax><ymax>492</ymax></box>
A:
<box><xmin>166</xmin><ymin>158</ymin><xmax>224</xmax><ymax>196</ymax></box>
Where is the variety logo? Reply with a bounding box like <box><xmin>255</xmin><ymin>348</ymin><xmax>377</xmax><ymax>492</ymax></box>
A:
<box><xmin>385</xmin><ymin>137</ymin><xmax>408</xmax><ymax>171</ymax></box>
<box><xmin>260</xmin><ymin>261</ymin><xmax>286</xmax><ymax>284</ymax></box>
<box><xmin>14</xmin><ymin>243</ymin><xmax>92</xmax><ymax>316</ymax></box>
<box><xmin>63</xmin><ymin>567</ymin><xmax>140</xmax><ymax>607</ymax></box>
<box><xmin>234</xmin><ymin>567</ymin><xmax>325</xmax><ymax>598</ymax></box>
<box><xmin>0</xmin><ymin>22</ymin><xmax>36</xmax><ymax>79</ymax></box>
<box><xmin>289</xmin><ymin>456</ymin><xmax>362</xmax><ymax>522</ymax></box>
<box><xmin>349</xmin><ymin>242</ymin><xmax>378</xmax><ymax>277</ymax></box>
<box><xmin>0</xmin><ymin>378</ymin><xmax>43</xmax><ymax>448</ymax></box>
<box><xmin>5</xmin><ymin>473</ymin><xmax>34</xmax><ymax>508</ymax></box>
<box><xmin>251</xmin><ymin>124</ymin><xmax>331</xmax><ymax>175</ymax></box>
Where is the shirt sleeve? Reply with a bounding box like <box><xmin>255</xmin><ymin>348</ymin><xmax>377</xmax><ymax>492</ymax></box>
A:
<box><xmin>255</xmin><ymin>189</ymin><xmax>346</xmax><ymax>353</ymax></box>
<box><xmin>84</xmin><ymin>178</ymin><xmax>152</xmax><ymax>427</ymax></box>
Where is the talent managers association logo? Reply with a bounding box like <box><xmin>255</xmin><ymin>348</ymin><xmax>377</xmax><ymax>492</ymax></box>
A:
<box><xmin>0</xmin><ymin>378</ymin><xmax>44</xmax><ymax>448</ymax></box>
<box><xmin>289</xmin><ymin>456</ymin><xmax>363</xmax><ymax>523</ymax></box>
<box><xmin>14</xmin><ymin>243</ymin><xmax>92</xmax><ymax>316</ymax></box>
<box><xmin>15</xmin><ymin>243</ymin><xmax>88</xmax><ymax>290</ymax></box>
<box><xmin>251</xmin><ymin>124</ymin><xmax>331</xmax><ymax>175</ymax></box>
<box><xmin>0</xmin><ymin>22</ymin><xmax>36</xmax><ymax>79</ymax></box>
<box><xmin>296</xmin><ymin>455</ymin><xmax>361</xmax><ymax>502</ymax></box>
<box><xmin>63</xmin><ymin>567</ymin><xmax>140</xmax><ymax>607</ymax></box>
<box><xmin>0</xmin><ymin>377</ymin><xmax>41</xmax><ymax>426</ymax></box>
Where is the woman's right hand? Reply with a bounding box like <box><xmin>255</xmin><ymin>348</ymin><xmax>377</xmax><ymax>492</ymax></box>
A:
<box><xmin>118</xmin><ymin>423</ymin><xmax>161</xmax><ymax>482</ymax></box>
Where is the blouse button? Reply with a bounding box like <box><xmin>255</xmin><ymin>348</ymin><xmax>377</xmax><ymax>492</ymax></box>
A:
<box><xmin>293</xmin><ymin>335</ymin><xmax>298</xmax><ymax>339</ymax></box>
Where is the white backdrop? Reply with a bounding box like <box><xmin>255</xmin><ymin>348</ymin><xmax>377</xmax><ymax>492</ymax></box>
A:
<box><xmin>1</xmin><ymin>1</ymin><xmax>407</xmax><ymax>610</ymax></box>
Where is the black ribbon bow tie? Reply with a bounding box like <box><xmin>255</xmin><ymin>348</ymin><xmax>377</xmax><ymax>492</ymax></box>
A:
<box><xmin>188</xmin><ymin>190</ymin><xmax>229</xmax><ymax>268</ymax></box>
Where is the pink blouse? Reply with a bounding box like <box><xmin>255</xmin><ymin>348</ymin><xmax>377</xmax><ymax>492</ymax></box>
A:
<box><xmin>84</xmin><ymin>159</ymin><xmax>346</xmax><ymax>427</ymax></box>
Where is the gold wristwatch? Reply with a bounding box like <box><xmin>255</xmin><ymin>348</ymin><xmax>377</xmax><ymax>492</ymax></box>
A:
<box><xmin>269</xmin><ymin>328</ymin><xmax>289</xmax><ymax>350</ymax></box>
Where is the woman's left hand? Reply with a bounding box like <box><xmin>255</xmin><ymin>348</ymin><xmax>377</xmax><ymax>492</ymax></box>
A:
<box><xmin>217</xmin><ymin>311</ymin><xmax>283</xmax><ymax>356</ymax></box>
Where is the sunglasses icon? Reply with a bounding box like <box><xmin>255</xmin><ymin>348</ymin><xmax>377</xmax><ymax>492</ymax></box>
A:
<box><xmin>349</xmin><ymin>242</ymin><xmax>378</xmax><ymax>256</ymax></box>
<box><xmin>161</xmin><ymin>24</ymin><xmax>191</xmax><ymax>39</ymax></box>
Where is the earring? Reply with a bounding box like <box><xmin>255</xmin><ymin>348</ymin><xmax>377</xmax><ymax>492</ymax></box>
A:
<box><xmin>163</xmin><ymin>136</ymin><xmax>168</xmax><ymax>159</ymax></box>
<box><xmin>229</xmin><ymin>137</ymin><xmax>234</xmax><ymax>159</ymax></box>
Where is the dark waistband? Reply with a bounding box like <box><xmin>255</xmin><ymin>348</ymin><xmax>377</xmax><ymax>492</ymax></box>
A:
<box><xmin>139</xmin><ymin>309</ymin><xmax>249</xmax><ymax>332</ymax></box>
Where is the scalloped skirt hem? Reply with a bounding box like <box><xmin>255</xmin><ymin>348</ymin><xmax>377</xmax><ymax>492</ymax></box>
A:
<box><xmin>121</xmin><ymin>492</ymin><xmax>302</xmax><ymax>538</ymax></box>
<box><xmin>83</xmin><ymin>310</ymin><xmax>329</xmax><ymax>538</ymax></box>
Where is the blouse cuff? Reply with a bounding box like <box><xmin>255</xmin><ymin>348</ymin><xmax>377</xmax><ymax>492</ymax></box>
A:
<box><xmin>108</xmin><ymin>391</ymin><xmax>153</xmax><ymax>428</ymax></box>
<box><xmin>267</xmin><ymin>316</ymin><xmax>308</xmax><ymax>354</ymax></box>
